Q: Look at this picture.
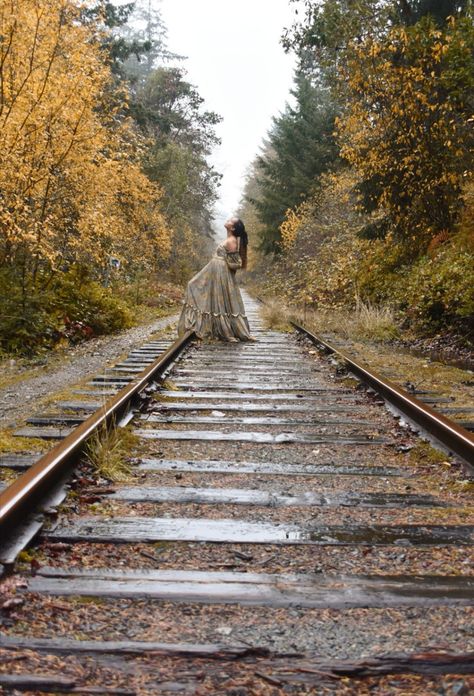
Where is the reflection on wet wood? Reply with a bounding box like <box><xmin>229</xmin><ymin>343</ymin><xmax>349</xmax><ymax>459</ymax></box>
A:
<box><xmin>138</xmin><ymin>458</ymin><xmax>406</xmax><ymax>477</ymax></box>
<box><xmin>175</xmin><ymin>367</ymin><xmax>316</xmax><ymax>376</ymax></box>
<box><xmin>29</xmin><ymin>567</ymin><xmax>474</xmax><ymax>607</ymax></box>
<box><xmin>135</xmin><ymin>428</ymin><xmax>387</xmax><ymax>445</ymax></box>
<box><xmin>48</xmin><ymin>517</ymin><xmax>474</xmax><ymax>546</ymax></box>
<box><xmin>171</xmin><ymin>381</ymin><xmax>335</xmax><ymax>391</ymax></box>
<box><xmin>142</xmin><ymin>414</ymin><xmax>374</xmax><ymax>427</ymax></box>
<box><xmin>157</xmin><ymin>390</ymin><xmax>354</xmax><ymax>401</ymax></box>
<box><xmin>152</xmin><ymin>402</ymin><xmax>361</xmax><ymax>413</ymax></box>
<box><xmin>111</xmin><ymin>485</ymin><xmax>445</xmax><ymax>507</ymax></box>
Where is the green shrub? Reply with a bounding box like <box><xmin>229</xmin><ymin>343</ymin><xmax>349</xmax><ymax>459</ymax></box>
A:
<box><xmin>0</xmin><ymin>266</ymin><xmax>133</xmax><ymax>354</ymax></box>
<box><xmin>355</xmin><ymin>233</ymin><xmax>473</xmax><ymax>335</ymax></box>
<box><xmin>400</xmin><ymin>244</ymin><xmax>474</xmax><ymax>332</ymax></box>
<box><xmin>54</xmin><ymin>269</ymin><xmax>133</xmax><ymax>336</ymax></box>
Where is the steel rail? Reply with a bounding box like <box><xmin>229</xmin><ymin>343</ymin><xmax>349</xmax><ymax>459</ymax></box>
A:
<box><xmin>0</xmin><ymin>330</ymin><xmax>195</xmax><ymax>540</ymax></box>
<box><xmin>291</xmin><ymin>321</ymin><xmax>474</xmax><ymax>470</ymax></box>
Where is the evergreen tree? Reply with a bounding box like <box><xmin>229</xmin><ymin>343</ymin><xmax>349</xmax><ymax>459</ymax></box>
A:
<box><xmin>250</xmin><ymin>72</ymin><xmax>339</xmax><ymax>253</ymax></box>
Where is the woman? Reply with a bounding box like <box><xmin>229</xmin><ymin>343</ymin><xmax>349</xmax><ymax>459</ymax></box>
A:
<box><xmin>177</xmin><ymin>217</ymin><xmax>256</xmax><ymax>341</ymax></box>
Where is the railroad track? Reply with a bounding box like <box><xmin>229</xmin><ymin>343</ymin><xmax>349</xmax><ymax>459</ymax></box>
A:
<box><xmin>0</xmin><ymin>292</ymin><xmax>473</xmax><ymax>694</ymax></box>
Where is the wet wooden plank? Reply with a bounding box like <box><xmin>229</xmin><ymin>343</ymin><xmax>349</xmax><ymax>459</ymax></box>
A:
<box><xmin>14</xmin><ymin>427</ymin><xmax>72</xmax><ymax>440</ymax></box>
<box><xmin>56</xmin><ymin>401</ymin><xmax>102</xmax><ymax>412</ymax></box>
<box><xmin>138</xmin><ymin>458</ymin><xmax>406</xmax><ymax>477</ymax></box>
<box><xmin>135</xmin><ymin>428</ymin><xmax>387</xmax><ymax>445</ymax></box>
<box><xmin>142</xmin><ymin>414</ymin><xmax>374</xmax><ymax>427</ymax></box>
<box><xmin>27</xmin><ymin>414</ymin><xmax>87</xmax><ymax>426</ymax></box>
<box><xmin>418</xmin><ymin>397</ymin><xmax>454</xmax><ymax>405</ymax></box>
<box><xmin>0</xmin><ymin>454</ymin><xmax>39</xmax><ymax>469</ymax></box>
<box><xmin>279</xmin><ymin>653</ymin><xmax>474</xmax><ymax>678</ymax></box>
<box><xmin>29</xmin><ymin>567</ymin><xmax>474</xmax><ymax>607</ymax></box>
<box><xmin>0</xmin><ymin>674</ymin><xmax>77</xmax><ymax>691</ymax></box>
<box><xmin>440</xmin><ymin>407</ymin><xmax>474</xmax><ymax>414</ymax></box>
<box><xmin>176</xmin><ymin>367</ymin><xmax>316</xmax><ymax>376</ymax></box>
<box><xmin>74</xmin><ymin>389</ymin><xmax>118</xmax><ymax>397</ymax></box>
<box><xmin>183</xmin><ymin>362</ymin><xmax>312</xmax><ymax>372</ymax></box>
<box><xmin>0</xmin><ymin>635</ymin><xmax>272</xmax><ymax>659</ymax></box>
<box><xmin>170</xmin><ymin>381</ymin><xmax>329</xmax><ymax>391</ymax></box>
<box><xmin>88</xmin><ymin>380</ymin><xmax>134</xmax><ymax>388</ymax></box>
<box><xmin>91</xmin><ymin>376</ymin><xmax>134</xmax><ymax>383</ymax></box>
<box><xmin>128</xmin><ymin>351</ymin><xmax>165</xmax><ymax>357</ymax></box>
<box><xmin>110</xmin><ymin>485</ymin><xmax>444</xmax><ymax>508</ymax></box>
<box><xmin>48</xmin><ymin>517</ymin><xmax>474</xmax><ymax>546</ymax></box>
<box><xmin>114</xmin><ymin>362</ymin><xmax>152</xmax><ymax>368</ymax></box>
<box><xmin>152</xmin><ymin>402</ymin><xmax>362</xmax><ymax>413</ymax></box>
<box><xmin>157</xmin><ymin>390</ymin><xmax>354</xmax><ymax>401</ymax></box>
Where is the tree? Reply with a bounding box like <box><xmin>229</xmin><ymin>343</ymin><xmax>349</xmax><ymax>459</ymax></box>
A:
<box><xmin>0</xmin><ymin>0</ymin><xmax>171</xmax><ymax>298</ymax></box>
<box><xmin>119</xmin><ymin>0</ymin><xmax>181</xmax><ymax>84</ymax></box>
<box><xmin>135</xmin><ymin>67</ymin><xmax>222</xmax><ymax>239</ymax></box>
<box><xmin>249</xmin><ymin>72</ymin><xmax>339</xmax><ymax>253</ymax></box>
<box><xmin>337</xmin><ymin>13</ymin><xmax>474</xmax><ymax>250</ymax></box>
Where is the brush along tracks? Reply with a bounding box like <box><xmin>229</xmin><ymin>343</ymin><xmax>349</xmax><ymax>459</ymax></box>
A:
<box><xmin>0</xmin><ymin>292</ymin><xmax>473</xmax><ymax>695</ymax></box>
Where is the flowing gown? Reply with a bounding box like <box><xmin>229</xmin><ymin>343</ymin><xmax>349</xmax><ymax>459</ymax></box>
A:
<box><xmin>177</xmin><ymin>243</ymin><xmax>252</xmax><ymax>341</ymax></box>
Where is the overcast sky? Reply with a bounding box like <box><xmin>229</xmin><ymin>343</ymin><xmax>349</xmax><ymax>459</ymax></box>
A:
<box><xmin>158</xmin><ymin>0</ymin><xmax>298</xmax><ymax>231</ymax></box>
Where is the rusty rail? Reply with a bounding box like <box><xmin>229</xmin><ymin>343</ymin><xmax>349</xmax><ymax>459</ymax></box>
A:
<box><xmin>291</xmin><ymin>321</ymin><xmax>474</xmax><ymax>471</ymax></box>
<box><xmin>0</xmin><ymin>330</ymin><xmax>195</xmax><ymax>542</ymax></box>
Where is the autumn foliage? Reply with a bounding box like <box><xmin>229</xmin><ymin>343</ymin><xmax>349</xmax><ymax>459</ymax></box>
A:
<box><xmin>0</xmin><ymin>0</ymin><xmax>170</xmax><ymax>276</ymax></box>
<box><xmin>0</xmin><ymin>0</ymin><xmax>224</xmax><ymax>352</ymax></box>
<box><xmin>337</xmin><ymin>15</ymin><xmax>474</xmax><ymax>250</ymax></box>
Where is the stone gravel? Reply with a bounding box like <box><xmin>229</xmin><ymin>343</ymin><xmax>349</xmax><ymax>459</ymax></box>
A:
<box><xmin>0</xmin><ymin>313</ymin><xmax>179</xmax><ymax>427</ymax></box>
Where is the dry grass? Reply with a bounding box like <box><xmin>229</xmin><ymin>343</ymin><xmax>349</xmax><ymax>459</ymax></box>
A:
<box><xmin>293</xmin><ymin>299</ymin><xmax>399</xmax><ymax>343</ymax></box>
<box><xmin>259</xmin><ymin>298</ymin><xmax>293</xmax><ymax>332</ymax></box>
<box><xmin>84</xmin><ymin>421</ymin><xmax>138</xmax><ymax>481</ymax></box>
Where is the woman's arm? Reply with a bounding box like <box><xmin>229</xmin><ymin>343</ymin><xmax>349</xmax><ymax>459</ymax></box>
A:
<box><xmin>225</xmin><ymin>251</ymin><xmax>242</xmax><ymax>271</ymax></box>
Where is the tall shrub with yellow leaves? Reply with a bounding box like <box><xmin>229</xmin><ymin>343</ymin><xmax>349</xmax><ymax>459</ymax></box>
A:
<box><xmin>0</xmin><ymin>0</ymin><xmax>172</xmax><ymax>350</ymax></box>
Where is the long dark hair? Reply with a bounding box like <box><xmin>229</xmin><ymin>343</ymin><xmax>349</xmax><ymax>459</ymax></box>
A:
<box><xmin>233</xmin><ymin>218</ymin><xmax>248</xmax><ymax>269</ymax></box>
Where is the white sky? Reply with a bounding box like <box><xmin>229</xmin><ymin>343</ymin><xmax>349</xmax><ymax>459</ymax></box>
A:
<box><xmin>158</xmin><ymin>0</ymin><xmax>298</xmax><ymax>231</ymax></box>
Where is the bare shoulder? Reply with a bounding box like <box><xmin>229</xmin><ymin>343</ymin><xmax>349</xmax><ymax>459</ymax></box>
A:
<box><xmin>223</xmin><ymin>237</ymin><xmax>238</xmax><ymax>252</ymax></box>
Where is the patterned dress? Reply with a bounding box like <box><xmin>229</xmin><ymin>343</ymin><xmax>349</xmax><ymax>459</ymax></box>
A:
<box><xmin>177</xmin><ymin>243</ymin><xmax>252</xmax><ymax>340</ymax></box>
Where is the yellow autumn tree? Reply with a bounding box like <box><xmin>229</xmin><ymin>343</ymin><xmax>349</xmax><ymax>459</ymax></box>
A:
<box><xmin>0</xmin><ymin>0</ymin><xmax>171</xmax><ymax>283</ymax></box>
<box><xmin>336</xmin><ymin>14</ymin><xmax>474</xmax><ymax>252</ymax></box>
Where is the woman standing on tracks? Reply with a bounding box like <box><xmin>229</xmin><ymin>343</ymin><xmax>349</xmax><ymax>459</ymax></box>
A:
<box><xmin>177</xmin><ymin>217</ymin><xmax>256</xmax><ymax>342</ymax></box>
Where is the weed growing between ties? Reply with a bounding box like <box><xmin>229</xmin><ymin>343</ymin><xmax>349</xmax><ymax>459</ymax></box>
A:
<box><xmin>84</xmin><ymin>420</ymin><xmax>138</xmax><ymax>482</ymax></box>
<box><xmin>0</xmin><ymin>429</ymin><xmax>49</xmax><ymax>455</ymax></box>
<box><xmin>408</xmin><ymin>441</ymin><xmax>450</xmax><ymax>467</ymax></box>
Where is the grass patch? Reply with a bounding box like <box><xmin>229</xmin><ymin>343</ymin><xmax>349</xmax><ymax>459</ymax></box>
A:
<box><xmin>259</xmin><ymin>298</ymin><xmax>292</xmax><ymax>332</ymax></box>
<box><xmin>84</xmin><ymin>421</ymin><xmax>139</xmax><ymax>482</ymax></box>
<box><xmin>0</xmin><ymin>429</ymin><xmax>49</xmax><ymax>454</ymax></box>
<box><xmin>161</xmin><ymin>379</ymin><xmax>179</xmax><ymax>391</ymax></box>
<box><xmin>352</xmin><ymin>299</ymin><xmax>400</xmax><ymax>341</ymax></box>
<box><xmin>292</xmin><ymin>299</ymin><xmax>399</xmax><ymax>343</ymax></box>
<box><xmin>409</xmin><ymin>441</ymin><xmax>449</xmax><ymax>467</ymax></box>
